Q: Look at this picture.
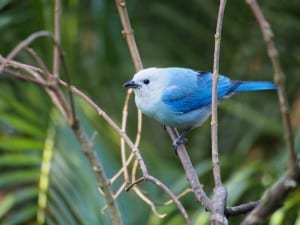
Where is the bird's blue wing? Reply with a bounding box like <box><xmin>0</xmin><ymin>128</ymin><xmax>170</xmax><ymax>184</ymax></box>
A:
<box><xmin>162</xmin><ymin>72</ymin><xmax>236</xmax><ymax>113</ymax></box>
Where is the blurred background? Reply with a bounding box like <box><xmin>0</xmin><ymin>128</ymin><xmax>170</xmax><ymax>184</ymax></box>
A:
<box><xmin>0</xmin><ymin>0</ymin><xmax>299</xmax><ymax>224</ymax></box>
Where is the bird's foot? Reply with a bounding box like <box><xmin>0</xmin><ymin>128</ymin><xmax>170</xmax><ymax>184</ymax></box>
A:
<box><xmin>172</xmin><ymin>136</ymin><xmax>188</xmax><ymax>150</ymax></box>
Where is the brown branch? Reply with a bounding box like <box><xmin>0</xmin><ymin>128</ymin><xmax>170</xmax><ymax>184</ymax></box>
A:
<box><xmin>116</xmin><ymin>0</ymin><xmax>143</xmax><ymax>191</ymax></box>
<box><xmin>246</xmin><ymin>0</ymin><xmax>297</xmax><ymax>170</ymax></box>
<box><xmin>24</xmin><ymin>47</ymin><xmax>72</xmax><ymax>120</ymax></box>
<box><xmin>240</xmin><ymin>0</ymin><xmax>300</xmax><ymax>224</ymax></box>
<box><xmin>59</xmin><ymin>79</ymin><xmax>149</xmax><ymax>175</ymax></box>
<box><xmin>1</xmin><ymin>67</ymin><xmax>47</xmax><ymax>87</ymax></box>
<box><xmin>0</xmin><ymin>31</ymin><xmax>53</xmax><ymax>74</ymax></box>
<box><xmin>115</xmin><ymin>0</ymin><xmax>143</xmax><ymax>71</ymax></box>
<box><xmin>145</xmin><ymin>175</ymin><xmax>191</xmax><ymax>225</ymax></box>
<box><xmin>241</xmin><ymin>169</ymin><xmax>300</xmax><ymax>225</ymax></box>
<box><xmin>53</xmin><ymin>0</ymin><xmax>61</xmax><ymax>77</ymax></box>
<box><xmin>132</xmin><ymin>186</ymin><xmax>167</xmax><ymax>218</ymax></box>
<box><xmin>166</xmin><ymin>127</ymin><xmax>212</xmax><ymax>211</ymax></box>
<box><xmin>225</xmin><ymin>201</ymin><xmax>260</xmax><ymax>217</ymax></box>
<box><xmin>72</xmin><ymin>125</ymin><xmax>123</xmax><ymax>225</ymax></box>
<box><xmin>52</xmin><ymin>0</ymin><xmax>77</xmax><ymax>127</ymax></box>
<box><xmin>0</xmin><ymin>27</ymin><xmax>123</xmax><ymax>224</ymax></box>
<box><xmin>211</xmin><ymin>0</ymin><xmax>228</xmax><ymax>224</ymax></box>
<box><xmin>211</xmin><ymin>0</ymin><xmax>226</xmax><ymax>188</ymax></box>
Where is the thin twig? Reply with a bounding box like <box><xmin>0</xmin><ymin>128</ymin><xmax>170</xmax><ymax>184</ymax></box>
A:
<box><xmin>246</xmin><ymin>0</ymin><xmax>297</xmax><ymax>170</ymax></box>
<box><xmin>211</xmin><ymin>0</ymin><xmax>228</xmax><ymax>224</ymax></box>
<box><xmin>166</xmin><ymin>127</ymin><xmax>213</xmax><ymax>211</ymax></box>
<box><xmin>53</xmin><ymin>0</ymin><xmax>61</xmax><ymax>78</ymax></box>
<box><xmin>24</xmin><ymin>47</ymin><xmax>71</xmax><ymax>120</ymax></box>
<box><xmin>0</xmin><ymin>27</ymin><xmax>123</xmax><ymax>224</ymax></box>
<box><xmin>120</xmin><ymin>91</ymin><xmax>132</xmax><ymax>183</ymax></box>
<box><xmin>163</xmin><ymin>188</ymin><xmax>193</xmax><ymax>206</ymax></box>
<box><xmin>73</xmin><ymin>126</ymin><xmax>123</xmax><ymax>225</ymax></box>
<box><xmin>225</xmin><ymin>201</ymin><xmax>260</xmax><ymax>217</ymax></box>
<box><xmin>116</xmin><ymin>0</ymin><xmax>143</xmax><ymax>189</ymax></box>
<box><xmin>115</xmin><ymin>0</ymin><xmax>143</xmax><ymax>71</ymax></box>
<box><xmin>132</xmin><ymin>186</ymin><xmax>167</xmax><ymax>218</ymax></box>
<box><xmin>239</xmin><ymin>1</ymin><xmax>300</xmax><ymax>224</ymax></box>
<box><xmin>1</xmin><ymin>68</ymin><xmax>47</xmax><ymax>86</ymax></box>
<box><xmin>211</xmin><ymin>0</ymin><xmax>226</xmax><ymax>188</ymax></box>
<box><xmin>52</xmin><ymin>0</ymin><xmax>77</xmax><ymax>127</ymax></box>
<box><xmin>58</xmin><ymin>79</ymin><xmax>149</xmax><ymax>173</ymax></box>
<box><xmin>110</xmin><ymin>152</ymin><xmax>134</xmax><ymax>184</ymax></box>
<box><xmin>145</xmin><ymin>175</ymin><xmax>191</xmax><ymax>225</ymax></box>
<box><xmin>0</xmin><ymin>31</ymin><xmax>53</xmax><ymax>73</ymax></box>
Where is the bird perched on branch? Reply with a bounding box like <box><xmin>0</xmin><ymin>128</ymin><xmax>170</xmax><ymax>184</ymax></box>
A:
<box><xmin>123</xmin><ymin>67</ymin><xmax>276</xmax><ymax>149</ymax></box>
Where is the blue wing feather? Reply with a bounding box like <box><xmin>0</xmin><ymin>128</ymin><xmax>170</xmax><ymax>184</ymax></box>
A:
<box><xmin>162</xmin><ymin>71</ymin><xmax>235</xmax><ymax>113</ymax></box>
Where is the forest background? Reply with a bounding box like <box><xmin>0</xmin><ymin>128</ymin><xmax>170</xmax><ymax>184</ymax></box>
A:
<box><xmin>0</xmin><ymin>0</ymin><xmax>300</xmax><ymax>225</ymax></box>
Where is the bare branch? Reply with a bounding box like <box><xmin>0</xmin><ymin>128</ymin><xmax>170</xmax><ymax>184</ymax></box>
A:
<box><xmin>211</xmin><ymin>0</ymin><xmax>227</xmax><ymax>188</ymax></box>
<box><xmin>132</xmin><ymin>186</ymin><xmax>167</xmax><ymax>218</ymax></box>
<box><xmin>0</xmin><ymin>29</ymin><xmax>123</xmax><ymax>224</ymax></box>
<box><xmin>225</xmin><ymin>201</ymin><xmax>260</xmax><ymax>217</ymax></box>
<box><xmin>241</xmin><ymin>169</ymin><xmax>300</xmax><ymax>225</ymax></box>
<box><xmin>246</xmin><ymin>0</ymin><xmax>297</xmax><ymax>170</ymax></box>
<box><xmin>145</xmin><ymin>175</ymin><xmax>191</xmax><ymax>225</ymax></box>
<box><xmin>239</xmin><ymin>0</ymin><xmax>300</xmax><ymax>224</ymax></box>
<box><xmin>115</xmin><ymin>0</ymin><xmax>143</xmax><ymax>71</ymax></box>
<box><xmin>73</xmin><ymin>125</ymin><xmax>123</xmax><ymax>225</ymax></box>
<box><xmin>211</xmin><ymin>1</ymin><xmax>228</xmax><ymax>224</ymax></box>
<box><xmin>163</xmin><ymin>188</ymin><xmax>193</xmax><ymax>206</ymax></box>
<box><xmin>53</xmin><ymin>0</ymin><xmax>62</xmax><ymax>77</ymax></box>
<box><xmin>0</xmin><ymin>31</ymin><xmax>53</xmax><ymax>74</ymax></box>
<box><xmin>166</xmin><ymin>127</ymin><xmax>213</xmax><ymax>211</ymax></box>
<box><xmin>1</xmin><ymin>67</ymin><xmax>47</xmax><ymax>87</ymax></box>
<box><xmin>116</xmin><ymin>0</ymin><xmax>144</xmax><ymax>190</ymax></box>
<box><xmin>58</xmin><ymin>79</ymin><xmax>149</xmax><ymax>174</ymax></box>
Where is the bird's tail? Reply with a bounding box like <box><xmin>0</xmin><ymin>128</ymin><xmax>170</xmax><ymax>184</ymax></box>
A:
<box><xmin>234</xmin><ymin>81</ymin><xmax>277</xmax><ymax>92</ymax></box>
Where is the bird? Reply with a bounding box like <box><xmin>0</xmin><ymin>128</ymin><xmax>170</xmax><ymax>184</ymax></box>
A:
<box><xmin>123</xmin><ymin>67</ymin><xmax>277</xmax><ymax>149</ymax></box>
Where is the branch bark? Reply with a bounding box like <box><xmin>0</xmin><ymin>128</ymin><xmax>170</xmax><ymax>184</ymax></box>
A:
<box><xmin>240</xmin><ymin>0</ymin><xmax>300</xmax><ymax>224</ymax></box>
<box><xmin>211</xmin><ymin>0</ymin><xmax>228</xmax><ymax>224</ymax></box>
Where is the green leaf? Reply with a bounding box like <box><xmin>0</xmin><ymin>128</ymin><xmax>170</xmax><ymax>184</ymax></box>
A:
<box><xmin>0</xmin><ymin>171</ymin><xmax>40</xmax><ymax>188</ymax></box>
<box><xmin>0</xmin><ymin>114</ymin><xmax>42</xmax><ymax>137</ymax></box>
<box><xmin>0</xmin><ymin>137</ymin><xmax>43</xmax><ymax>151</ymax></box>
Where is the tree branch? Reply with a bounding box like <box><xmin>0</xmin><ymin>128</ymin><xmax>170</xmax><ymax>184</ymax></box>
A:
<box><xmin>240</xmin><ymin>0</ymin><xmax>300</xmax><ymax>224</ymax></box>
<box><xmin>53</xmin><ymin>0</ymin><xmax>61</xmax><ymax>77</ymax></box>
<box><xmin>0</xmin><ymin>29</ymin><xmax>124</xmax><ymax>224</ymax></box>
<box><xmin>246</xmin><ymin>0</ymin><xmax>297</xmax><ymax>170</ymax></box>
<box><xmin>166</xmin><ymin>127</ymin><xmax>213</xmax><ymax>211</ymax></box>
<box><xmin>211</xmin><ymin>0</ymin><xmax>228</xmax><ymax>224</ymax></box>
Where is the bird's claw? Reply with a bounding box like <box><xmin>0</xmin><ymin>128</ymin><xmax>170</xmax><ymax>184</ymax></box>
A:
<box><xmin>172</xmin><ymin>136</ymin><xmax>188</xmax><ymax>150</ymax></box>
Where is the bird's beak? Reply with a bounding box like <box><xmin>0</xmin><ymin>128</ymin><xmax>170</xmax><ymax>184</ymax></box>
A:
<box><xmin>123</xmin><ymin>80</ymin><xmax>141</xmax><ymax>88</ymax></box>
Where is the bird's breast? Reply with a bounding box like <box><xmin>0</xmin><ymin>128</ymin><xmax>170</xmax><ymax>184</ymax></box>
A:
<box><xmin>136</xmin><ymin>97</ymin><xmax>211</xmax><ymax>128</ymax></box>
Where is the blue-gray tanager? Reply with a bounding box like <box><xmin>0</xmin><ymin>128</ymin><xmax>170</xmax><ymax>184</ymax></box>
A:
<box><xmin>123</xmin><ymin>67</ymin><xmax>276</xmax><ymax>148</ymax></box>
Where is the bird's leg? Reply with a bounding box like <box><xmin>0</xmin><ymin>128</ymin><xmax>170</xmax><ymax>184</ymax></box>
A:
<box><xmin>162</xmin><ymin>124</ymin><xmax>167</xmax><ymax>130</ymax></box>
<box><xmin>172</xmin><ymin>128</ymin><xmax>193</xmax><ymax>150</ymax></box>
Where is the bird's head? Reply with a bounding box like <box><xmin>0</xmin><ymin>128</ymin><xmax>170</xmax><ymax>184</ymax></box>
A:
<box><xmin>123</xmin><ymin>68</ymin><xmax>167</xmax><ymax>99</ymax></box>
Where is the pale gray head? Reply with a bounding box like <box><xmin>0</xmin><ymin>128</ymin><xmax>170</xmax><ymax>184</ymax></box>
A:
<box><xmin>123</xmin><ymin>67</ymin><xmax>170</xmax><ymax>114</ymax></box>
<box><xmin>123</xmin><ymin>67</ymin><xmax>169</xmax><ymax>99</ymax></box>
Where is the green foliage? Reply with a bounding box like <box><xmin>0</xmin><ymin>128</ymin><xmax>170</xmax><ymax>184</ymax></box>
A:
<box><xmin>0</xmin><ymin>0</ymin><xmax>300</xmax><ymax>225</ymax></box>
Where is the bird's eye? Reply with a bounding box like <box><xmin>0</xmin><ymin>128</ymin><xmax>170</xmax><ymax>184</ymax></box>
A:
<box><xmin>143</xmin><ymin>79</ymin><xmax>150</xmax><ymax>85</ymax></box>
